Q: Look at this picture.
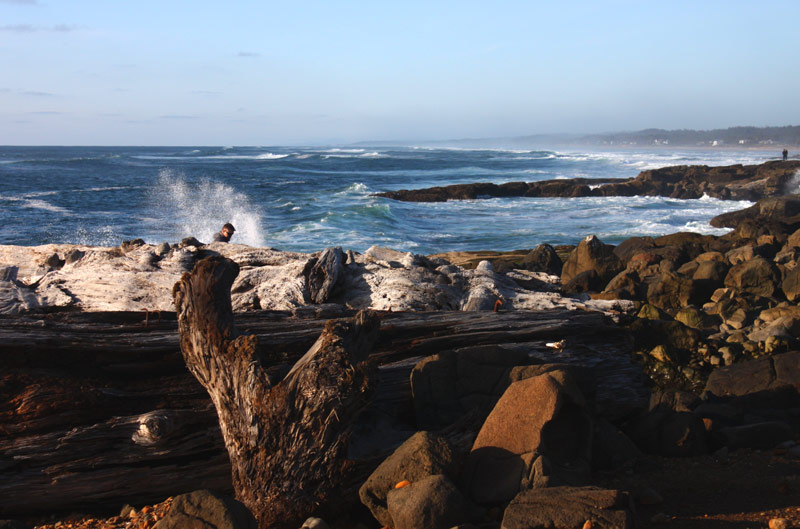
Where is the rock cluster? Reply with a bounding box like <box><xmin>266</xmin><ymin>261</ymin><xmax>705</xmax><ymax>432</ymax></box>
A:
<box><xmin>377</xmin><ymin>160</ymin><xmax>800</xmax><ymax>202</ymax></box>
<box><xmin>352</xmin><ymin>342</ymin><xmax>800</xmax><ymax>529</ymax></box>
<box><xmin>533</xmin><ymin>195</ymin><xmax>800</xmax><ymax>393</ymax></box>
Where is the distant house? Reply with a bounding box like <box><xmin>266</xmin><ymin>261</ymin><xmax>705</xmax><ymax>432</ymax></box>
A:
<box><xmin>739</xmin><ymin>139</ymin><xmax>747</xmax><ymax>144</ymax></box>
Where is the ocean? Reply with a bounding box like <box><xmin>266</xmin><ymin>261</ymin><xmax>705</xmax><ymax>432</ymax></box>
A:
<box><xmin>0</xmin><ymin>145</ymin><xmax>780</xmax><ymax>254</ymax></box>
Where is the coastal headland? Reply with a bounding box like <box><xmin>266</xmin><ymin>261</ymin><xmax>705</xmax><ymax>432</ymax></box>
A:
<box><xmin>2</xmin><ymin>160</ymin><xmax>800</xmax><ymax>529</ymax></box>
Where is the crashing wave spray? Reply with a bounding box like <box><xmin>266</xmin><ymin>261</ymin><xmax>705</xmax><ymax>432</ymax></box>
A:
<box><xmin>149</xmin><ymin>169</ymin><xmax>266</xmax><ymax>246</ymax></box>
<box><xmin>785</xmin><ymin>169</ymin><xmax>800</xmax><ymax>195</ymax></box>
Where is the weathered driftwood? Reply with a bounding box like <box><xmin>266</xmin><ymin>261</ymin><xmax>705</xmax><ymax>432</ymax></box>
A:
<box><xmin>0</xmin><ymin>293</ymin><xmax>646</xmax><ymax>519</ymax></box>
<box><xmin>173</xmin><ymin>255</ymin><xmax>379</xmax><ymax>528</ymax></box>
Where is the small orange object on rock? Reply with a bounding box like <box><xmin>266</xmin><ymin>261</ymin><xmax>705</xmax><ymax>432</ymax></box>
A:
<box><xmin>394</xmin><ymin>480</ymin><xmax>411</xmax><ymax>489</ymax></box>
<box><xmin>582</xmin><ymin>520</ymin><xmax>593</xmax><ymax>529</ymax></box>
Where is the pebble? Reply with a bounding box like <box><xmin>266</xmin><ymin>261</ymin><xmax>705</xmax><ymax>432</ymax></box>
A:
<box><xmin>768</xmin><ymin>518</ymin><xmax>790</xmax><ymax>529</ymax></box>
<box><xmin>300</xmin><ymin>517</ymin><xmax>330</xmax><ymax>529</ymax></box>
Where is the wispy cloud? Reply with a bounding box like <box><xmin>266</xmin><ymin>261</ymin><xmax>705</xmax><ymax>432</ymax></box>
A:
<box><xmin>27</xmin><ymin>111</ymin><xmax>65</xmax><ymax>115</ymax></box>
<box><xmin>0</xmin><ymin>23</ymin><xmax>82</xmax><ymax>32</ymax></box>
<box><xmin>0</xmin><ymin>0</ymin><xmax>39</xmax><ymax>4</ymax></box>
<box><xmin>191</xmin><ymin>90</ymin><xmax>222</xmax><ymax>96</ymax></box>
<box><xmin>158</xmin><ymin>115</ymin><xmax>200</xmax><ymax>120</ymax></box>
<box><xmin>237</xmin><ymin>52</ymin><xmax>261</xmax><ymax>58</ymax></box>
<box><xmin>20</xmin><ymin>90</ymin><xmax>55</xmax><ymax>97</ymax></box>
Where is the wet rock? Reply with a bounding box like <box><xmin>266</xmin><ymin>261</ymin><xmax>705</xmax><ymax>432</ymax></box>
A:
<box><xmin>359</xmin><ymin>432</ymin><xmax>459</xmax><ymax>527</ymax></box>
<box><xmin>711</xmin><ymin>194</ymin><xmax>800</xmax><ymax>228</ymax></box>
<box><xmin>152</xmin><ymin>489</ymin><xmax>256</xmax><ymax>529</ymax></box>
<box><xmin>501</xmin><ymin>486</ymin><xmax>635</xmax><ymax>529</ymax></box>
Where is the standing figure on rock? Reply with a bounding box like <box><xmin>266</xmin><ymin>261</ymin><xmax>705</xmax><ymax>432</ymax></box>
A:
<box><xmin>783</xmin><ymin>149</ymin><xmax>789</xmax><ymax>161</ymax></box>
<box><xmin>212</xmin><ymin>222</ymin><xmax>236</xmax><ymax>243</ymax></box>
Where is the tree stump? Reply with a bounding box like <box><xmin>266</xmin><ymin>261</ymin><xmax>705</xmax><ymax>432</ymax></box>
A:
<box><xmin>173</xmin><ymin>256</ymin><xmax>379</xmax><ymax>528</ymax></box>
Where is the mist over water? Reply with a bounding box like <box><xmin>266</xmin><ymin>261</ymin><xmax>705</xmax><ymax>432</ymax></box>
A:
<box><xmin>0</xmin><ymin>145</ymin><xmax>776</xmax><ymax>252</ymax></box>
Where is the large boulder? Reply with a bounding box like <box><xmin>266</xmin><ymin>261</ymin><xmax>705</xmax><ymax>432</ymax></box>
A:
<box><xmin>646</xmin><ymin>272</ymin><xmax>702</xmax><ymax>311</ymax></box>
<box><xmin>724</xmin><ymin>256</ymin><xmax>782</xmax><ymax>298</ymax></box>
<box><xmin>561</xmin><ymin>235</ymin><xmax>624</xmax><ymax>288</ymax></box>
<box><xmin>410</xmin><ymin>345</ymin><xmax>530</xmax><ymax>430</ymax></box>
<box><xmin>152</xmin><ymin>490</ymin><xmax>256</xmax><ymax>529</ymax></box>
<box><xmin>464</xmin><ymin>371</ymin><xmax>592</xmax><ymax>505</ymax></box>
<box><xmin>782</xmin><ymin>266</ymin><xmax>800</xmax><ymax>302</ymax></box>
<box><xmin>359</xmin><ymin>432</ymin><xmax>459</xmax><ymax>527</ymax></box>
<box><xmin>501</xmin><ymin>486</ymin><xmax>635</xmax><ymax>529</ymax></box>
<box><xmin>386</xmin><ymin>474</ymin><xmax>483</xmax><ymax>529</ymax></box>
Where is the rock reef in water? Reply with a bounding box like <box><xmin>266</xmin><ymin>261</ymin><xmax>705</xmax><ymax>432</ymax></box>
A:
<box><xmin>377</xmin><ymin>160</ymin><xmax>800</xmax><ymax>202</ymax></box>
<box><xmin>0</xmin><ymin>241</ymin><xmax>631</xmax><ymax>316</ymax></box>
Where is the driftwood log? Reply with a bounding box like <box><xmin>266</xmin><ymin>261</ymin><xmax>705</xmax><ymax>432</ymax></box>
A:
<box><xmin>172</xmin><ymin>255</ymin><xmax>379</xmax><ymax>528</ymax></box>
<box><xmin>1</xmin><ymin>279</ymin><xmax>647</xmax><ymax>520</ymax></box>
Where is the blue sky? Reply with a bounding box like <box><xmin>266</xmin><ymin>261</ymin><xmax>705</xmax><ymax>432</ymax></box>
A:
<box><xmin>1</xmin><ymin>0</ymin><xmax>799</xmax><ymax>145</ymax></box>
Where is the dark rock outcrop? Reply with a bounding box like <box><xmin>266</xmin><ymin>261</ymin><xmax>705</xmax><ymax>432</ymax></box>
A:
<box><xmin>378</xmin><ymin>161</ymin><xmax>800</xmax><ymax>203</ymax></box>
<box><xmin>501</xmin><ymin>486</ymin><xmax>635</xmax><ymax>529</ymax></box>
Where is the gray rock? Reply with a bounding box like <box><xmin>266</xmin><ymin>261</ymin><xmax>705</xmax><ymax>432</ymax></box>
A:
<box><xmin>359</xmin><ymin>431</ymin><xmax>459</xmax><ymax>528</ymax></box>
<box><xmin>386</xmin><ymin>475</ymin><xmax>483</xmax><ymax>529</ymax></box>
<box><xmin>501</xmin><ymin>486</ymin><xmax>635</xmax><ymax>529</ymax></box>
<box><xmin>152</xmin><ymin>489</ymin><xmax>256</xmax><ymax>529</ymax></box>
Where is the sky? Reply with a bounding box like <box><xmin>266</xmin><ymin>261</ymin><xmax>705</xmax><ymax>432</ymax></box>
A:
<box><xmin>1</xmin><ymin>0</ymin><xmax>799</xmax><ymax>146</ymax></box>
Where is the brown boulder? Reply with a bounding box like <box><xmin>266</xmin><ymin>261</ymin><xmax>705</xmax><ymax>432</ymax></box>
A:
<box><xmin>561</xmin><ymin>235</ymin><xmax>623</xmax><ymax>287</ymax></box>
<box><xmin>521</xmin><ymin>244</ymin><xmax>563</xmax><ymax>276</ymax></box>
<box><xmin>782</xmin><ymin>266</ymin><xmax>800</xmax><ymax>302</ymax></box>
<box><xmin>724</xmin><ymin>257</ymin><xmax>782</xmax><ymax>297</ymax></box>
<box><xmin>646</xmin><ymin>271</ymin><xmax>703</xmax><ymax>311</ymax></box>
<box><xmin>465</xmin><ymin>371</ymin><xmax>592</xmax><ymax>505</ymax></box>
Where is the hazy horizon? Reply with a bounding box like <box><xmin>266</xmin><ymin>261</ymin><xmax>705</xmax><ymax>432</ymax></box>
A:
<box><xmin>2</xmin><ymin>1</ymin><xmax>799</xmax><ymax>146</ymax></box>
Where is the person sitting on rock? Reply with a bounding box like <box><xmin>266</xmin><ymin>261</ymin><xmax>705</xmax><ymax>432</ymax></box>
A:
<box><xmin>212</xmin><ymin>223</ymin><xmax>236</xmax><ymax>243</ymax></box>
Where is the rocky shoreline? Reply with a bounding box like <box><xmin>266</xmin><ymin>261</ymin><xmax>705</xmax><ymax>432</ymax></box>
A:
<box><xmin>377</xmin><ymin>160</ymin><xmax>800</xmax><ymax>202</ymax></box>
<box><xmin>2</xmin><ymin>161</ymin><xmax>800</xmax><ymax>529</ymax></box>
